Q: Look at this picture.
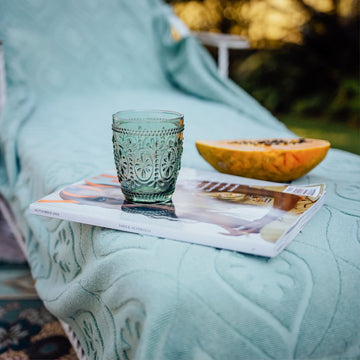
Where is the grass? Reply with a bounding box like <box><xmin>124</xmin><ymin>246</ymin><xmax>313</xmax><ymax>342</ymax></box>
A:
<box><xmin>277</xmin><ymin>114</ymin><xmax>360</xmax><ymax>155</ymax></box>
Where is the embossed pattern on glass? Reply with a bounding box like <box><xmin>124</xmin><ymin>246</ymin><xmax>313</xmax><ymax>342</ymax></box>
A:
<box><xmin>112</xmin><ymin>110</ymin><xmax>184</xmax><ymax>203</ymax></box>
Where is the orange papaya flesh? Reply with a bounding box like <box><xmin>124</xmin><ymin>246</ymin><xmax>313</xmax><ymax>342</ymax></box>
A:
<box><xmin>195</xmin><ymin>138</ymin><xmax>330</xmax><ymax>182</ymax></box>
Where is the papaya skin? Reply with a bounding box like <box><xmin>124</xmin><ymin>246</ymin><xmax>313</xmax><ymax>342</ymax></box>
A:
<box><xmin>195</xmin><ymin>138</ymin><xmax>330</xmax><ymax>182</ymax></box>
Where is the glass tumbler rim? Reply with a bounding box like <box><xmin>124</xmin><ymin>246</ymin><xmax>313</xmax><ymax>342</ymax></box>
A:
<box><xmin>112</xmin><ymin>109</ymin><xmax>184</xmax><ymax>124</ymax></box>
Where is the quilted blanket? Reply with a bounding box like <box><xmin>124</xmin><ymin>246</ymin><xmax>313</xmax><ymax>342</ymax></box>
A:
<box><xmin>1</xmin><ymin>1</ymin><xmax>359</xmax><ymax>359</ymax></box>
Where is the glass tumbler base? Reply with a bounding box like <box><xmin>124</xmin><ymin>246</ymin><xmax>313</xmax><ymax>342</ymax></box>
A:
<box><xmin>122</xmin><ymin>189</ymin><xmax>174</xmax><ymax>204</ymax></box>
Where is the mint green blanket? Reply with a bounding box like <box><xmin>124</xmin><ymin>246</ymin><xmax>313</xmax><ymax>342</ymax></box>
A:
<box><xmin>1</xmin><ymin>1</ymin><xmax>359</xmax><ymax>359</ymax></box>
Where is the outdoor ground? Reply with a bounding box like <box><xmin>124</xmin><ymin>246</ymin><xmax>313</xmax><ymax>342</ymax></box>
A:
<box><xmin>278</xmin><ymin>114</ymin><xmax>360</xmax><ymax>155</ymax></box>
<box><xmin>0</xmin><ymin>211</ymin><xmax>77</xmax><ymax>360</ymax></box>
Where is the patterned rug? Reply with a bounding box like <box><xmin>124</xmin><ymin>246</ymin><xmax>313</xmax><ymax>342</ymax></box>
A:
<box><xmin>0</xmin><ymin>211</ymin><xmax>78</xmax><ymax>359</ymax></box>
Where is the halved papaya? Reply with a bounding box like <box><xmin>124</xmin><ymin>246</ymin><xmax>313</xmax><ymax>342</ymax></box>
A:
<box><xmin>195</xmin><ymin>138</ymin><xmax>330</xmax><ymax>182</ymax></box>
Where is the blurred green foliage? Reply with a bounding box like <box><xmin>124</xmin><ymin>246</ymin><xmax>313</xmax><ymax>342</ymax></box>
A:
<box><xmin>231</xmin><ymin>47</ymin><xmax>360</xmax><ymax>127</ymax></box>
<box><xmin>169</xmin><ymin>0</ymin><xmax>360</xmax><ymax>129</ymax></box>
<box><xmin>168</xmin><ymin>0</ymin><xmax>359</xmax><ymax>153</ymax></box>
<box><xmin>278</xmin><ymin>114</ymin><xmax>360</xmax><ymax>155</ymax></box>
<box><xmin>231</xmin><ymin>1</ymin><xmax>359</xmax><ymax>126</ymax></box>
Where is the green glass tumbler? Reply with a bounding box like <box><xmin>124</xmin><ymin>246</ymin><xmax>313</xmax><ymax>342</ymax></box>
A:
<box><xmin>112</xmin><ymin>110</ymin><xmax>184</xmax><ymax>203</ymax></box>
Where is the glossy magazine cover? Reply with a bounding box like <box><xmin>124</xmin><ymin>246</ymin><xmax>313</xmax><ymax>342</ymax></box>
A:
<box><xmin>30</xmin><ymin>168</ymin><xmax>325</xmax><ymax>257</ymax></box>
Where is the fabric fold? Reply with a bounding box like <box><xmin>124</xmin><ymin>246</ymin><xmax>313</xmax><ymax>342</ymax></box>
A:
<box><xmin>153</xmin><ymin>6</ymin><xmax>290</xmax><ymax>132</ymax></box>
<box><xmin>0</xmin><ymin>88</ymin><xmax>36</xmax><ymax>194</ymax></box>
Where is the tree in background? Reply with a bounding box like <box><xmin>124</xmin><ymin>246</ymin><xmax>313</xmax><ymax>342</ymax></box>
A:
<box><xmin>168</xmin><ymin>0</ymin><xmax>360</xmax><ymax>126</ymax></box>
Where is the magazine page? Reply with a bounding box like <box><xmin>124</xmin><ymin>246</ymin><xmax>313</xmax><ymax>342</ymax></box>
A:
<box><xmin>30</xmin><ymin>168</ymin><xmax>325</xmax><ymax>257</ymax></box>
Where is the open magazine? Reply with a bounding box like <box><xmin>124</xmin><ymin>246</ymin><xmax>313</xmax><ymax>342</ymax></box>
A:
<box><xmin>30</xmin><ymin>167</ymin><xmax>326</xmax><ymax>257</ymax></box>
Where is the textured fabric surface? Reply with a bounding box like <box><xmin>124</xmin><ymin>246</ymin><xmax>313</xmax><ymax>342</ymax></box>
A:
<box><xmin>0</xmin><ymin>211</ymin><xmax>77</xmax><ymax>359</ymax></box>
<box><xmin>0</xmin><ymin>1</ymin><xmax>360</xmax><ymax>359</ymax></box>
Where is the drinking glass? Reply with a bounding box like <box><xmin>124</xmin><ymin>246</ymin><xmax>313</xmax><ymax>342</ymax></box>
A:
<box><xmin>112</xmin><ymin>109</ymin><xmax>184</xmax><ymax>203</ymax></box>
